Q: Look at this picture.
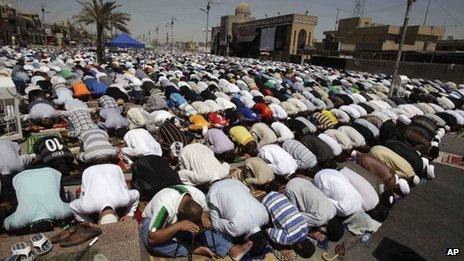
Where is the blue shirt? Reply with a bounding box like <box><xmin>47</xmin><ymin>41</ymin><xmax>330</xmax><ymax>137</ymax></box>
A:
<box><xmin>262</xmin><ymin>191</ymin><xmax>309</xmax><ymax>245</ymax></box>
<box><xmin>84</xmin><ymin>78</ymin><xmax>107</xmax><ymax>95</ymax></box>
<box><xmin>4</xmin><ymin>167</ymin><xmax>72</xmax><ymax>231</ymax></box>
<box><xmin>169</xmin><ymin>93</ymin><xmax>187</xmax><ymax>107</ymax></box>
<box><xmin>237</xmin><ymin>107</ymin><xmax>261</xmax><ymax>122</ymax></box>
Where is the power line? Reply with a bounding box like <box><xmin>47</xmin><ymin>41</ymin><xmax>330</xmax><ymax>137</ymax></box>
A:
<box><xmin>364</xmin><ymin>3</ymin><xmax>406</xmax><ymax>14</ymax></box>
<box><xmin>432</xmin><ymin>0</ymin><xmax>463</xmax><ymax>27</ymax></box>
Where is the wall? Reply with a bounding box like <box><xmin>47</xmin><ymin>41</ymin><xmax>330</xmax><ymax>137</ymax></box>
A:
<box><xmin>309</xmin><ymin>56</ymin><xmax>464</xmax><ymax>83</ymax></box>
<box><xmin>345</xmin><ymin>58</ymin><xmax>464</xmax><ymax>83</ymax></box>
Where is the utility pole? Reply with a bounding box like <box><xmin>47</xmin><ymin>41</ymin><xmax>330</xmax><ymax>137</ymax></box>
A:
<box><xmin>335</xmin><ymin>8</ymin><xmax>341</xmax><ymax>30</ymax></box>
<box><xmin>41</xmin><ymin>4</ymin><xmax>46</xmax><ymax>27</ymax></box>
<box><xmin>389</xmin><ymin>0</ymin><xmax>415</xmax><ymax>97</ymax></box>
<box><xmin>170</xmin><ymin>17</ymin><xmax>176</xmax><ymax>53</ymax></box>
<box><xmin>422</xmin><ymin>0</ymin><xmax>431</xmax><ymax>26</ymax></box>
<box><xmin>201</xmin><ymin>1</ymin><xmax>221</xmax><ymax>54</ymax></box>
<box><xmin>205</xmin><ymin>2</ymin><xmax>210</xmax><ymax>53</ymax></box>
<box><xmin>154</xmin><ymin>25</ymin><xmax>160</xmax><ymax>49</ymax></box>
<box><xmin>40</xmin><ymin>3</ymin><xmax>48</xmax><ymax>46</ymax></box>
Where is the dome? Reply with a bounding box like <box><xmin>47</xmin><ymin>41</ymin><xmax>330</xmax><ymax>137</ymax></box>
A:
<box><xmin>235</xmin><ymin>2</ymin><xmax>251</xmax><ymax>16</ymax></box>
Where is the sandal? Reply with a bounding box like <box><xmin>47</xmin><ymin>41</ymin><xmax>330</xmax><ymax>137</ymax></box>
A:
<box><xmin>30</xmin><ymin>233</ymin><xmax>53</xmax><ymax>256</ymax></box>
<box><xmin>273</xmin><ymin>249</ymin><xmax>297</xmax><ymax>261</ymax></box>
<box><xmin>11</xmin><ymin>242</ymin><xmax>35</xmax><ymax>261</ymax></box>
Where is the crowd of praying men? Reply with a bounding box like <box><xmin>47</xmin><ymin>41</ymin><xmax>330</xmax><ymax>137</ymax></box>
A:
<box><xmin>0</xmin><ymin>45</ymin><xmax>462</xmax><ymax>259</ymax></box>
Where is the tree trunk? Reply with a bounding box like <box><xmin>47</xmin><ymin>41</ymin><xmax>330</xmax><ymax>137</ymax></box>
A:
<box><xmin>96</xmin><ymin>25</ymin><xmax>104</xmax><ymax>64</ymax></box>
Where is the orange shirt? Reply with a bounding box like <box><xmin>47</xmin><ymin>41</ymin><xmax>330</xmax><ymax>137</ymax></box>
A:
<box><xmin>72</xmin><ymin>81</ymin><xmax>91</xmax><ymax>97</ymax></box>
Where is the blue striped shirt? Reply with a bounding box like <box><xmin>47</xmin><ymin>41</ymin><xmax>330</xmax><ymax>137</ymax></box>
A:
<box><xmin>262</xmin><ymin>192</ymin><xmax>309</xmax><ymax>245</ymax></box>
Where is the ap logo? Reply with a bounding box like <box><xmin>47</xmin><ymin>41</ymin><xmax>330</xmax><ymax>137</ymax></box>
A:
<box><xmin>446</xmin><ymin>248</ymin><xmax>460</xmax><ymax>256</ymax></box>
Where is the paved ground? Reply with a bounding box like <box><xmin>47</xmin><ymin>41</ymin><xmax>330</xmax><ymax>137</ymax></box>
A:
<box><xmin>336</xmin><ymin>163</ymin><xmax>464</xmax><ymax>261</ymax></box>
<box><xmin>320</xmin><ymin>134</ymin><xmax>464</xmax><ymax>261</ymax></box>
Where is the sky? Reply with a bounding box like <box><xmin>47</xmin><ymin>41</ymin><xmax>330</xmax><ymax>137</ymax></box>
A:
<box><xmin>13</xmin><ymin>0</ymin><xmax>464</xmax><ymax>42</ymax></box>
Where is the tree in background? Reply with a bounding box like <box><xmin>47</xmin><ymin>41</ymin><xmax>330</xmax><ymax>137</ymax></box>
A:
<box><xmin>74</xmin><ymin>0</ymin><xmax>130</xmax><ymax>64</ymax></box>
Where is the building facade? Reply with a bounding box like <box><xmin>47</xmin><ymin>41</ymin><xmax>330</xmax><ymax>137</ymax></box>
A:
<box><xmin>0</xmin><ymin>3</ymin><xmax>91</xmax><ymax>46</ymax></box>
<box><xmin>0</xmin><ymin>4</ymin><xmax>45</xmax><ymax>45</ymax></box>
<box><xmin>319</xmin><ymin>17</ymin><xmax>445</xmax><ymax>56</ymax></box>
<box><xmin>211</xmin><ymin>2</ymin><xmax>318</xmax><ymax>62</ymax></box>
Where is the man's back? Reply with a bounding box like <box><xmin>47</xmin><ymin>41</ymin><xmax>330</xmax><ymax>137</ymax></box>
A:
<box><xmin>285</xmin><ymin>177</ymin><xmax>336</xmax><ymax>227</ymax></box>
<box><xmin>314</xmin><ymin>169</ymin><xmax>364</xmax><ymax>217</ymax></box>
<box><xmin>79</xmin><ymin>164</ymin><xmax>131</xmax><ymax>210</ymax></box>
<box><xmin>5</xmin><ymin>168</ymin><xmax>71</xmax><ymax>231</ymax></box>
<box><xmin>208</xmin><ymin>179</ymin><xmax>268</xmax><ymax>237</ymax></box>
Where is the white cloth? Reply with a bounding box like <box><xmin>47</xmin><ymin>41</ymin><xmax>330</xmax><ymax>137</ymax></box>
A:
<box><xmin>215</xmin><ymin>97</ymin><xmax>236</xmax><ymax>110</ymax></box>
<box><xmin>314</xmin><ymin>169</ymin><xmax>364</xmax><ymax>217</ymax></box>
<box><xmin>70</xmin><ymin>164</ymin><xmax>139</xmax><ymax>221</ymax></box>
<box><xmin>343</xmin><ymin>211</ymin><xmax>381</xmax><ymax>235</ymax></box>
<box><xmin>208</xmin><ymin>179</ymin><xmax>269</xmax><ymax>237</ymax></box>
<box><xmin>338</xmin><ymin>126</ymin><xmax>366</xmax><ymax>148</ymax></box>
<box><xmin>258</xmin><ymin>144</ymin><xmax>298</xmax><ymax>177</ymax></box>
<box><xmin>340</xmin><ymin>167</ymin><xmax>379</xmax><ymax>211</ymax></box>
<box><xmin>122</xmin><ymin>128</ymin><xmax>162</xmax><ymax>157</ymax></box>
<box><xmin>204</xmin><ymin>100</ymin><xmax>222</xmax><ymax>112</ymax></box>
<box><xmin>271</xmin><ymin>121</ymin><xmax>294</xmax><ymax>142</ymax></box>
<box><xmin>269</xmin><ymin>103</ymin><xmax>288</xmax><ymax>120</ymax></box>
<box><xmin>240</xmin><ymin>95</ymin><xmax>256</xmax><ymax>108</ymax></box>
<box><xmin>178</xmin><ymin>143</ymin><xmax>230</xmax><ymax>185</ymax></box>
<box><xmin>317</xmin><ymin>133</ymin><xmax>342</xmax><ymax>156</ymax></box>
<box><xmin>324</xmin><ymin>129</ymin><xmax>353</xmax><ymax>151</ymax></box>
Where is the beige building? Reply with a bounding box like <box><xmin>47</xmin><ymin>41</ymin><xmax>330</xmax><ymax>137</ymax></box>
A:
<box><xmin>321</xmin><ymin>17</ymin><xmax>445</xmax><ymax>55</ymax></box>
<box><xmin>211</xmin><ymin>2</ymin><xmax>318</xmax><ymax>62</ymax></box>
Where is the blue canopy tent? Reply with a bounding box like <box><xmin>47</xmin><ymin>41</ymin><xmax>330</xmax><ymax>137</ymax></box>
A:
<box><xmin>105</xmin><ymin>33</ymin><xmax>145</xmax><ymax>48</ymax></box>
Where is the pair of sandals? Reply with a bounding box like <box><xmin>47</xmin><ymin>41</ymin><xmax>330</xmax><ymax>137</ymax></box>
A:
<box><xmin>11</xmin><ymin>233</ymin><xmax>53</xmax><ymax>260</ymax></box>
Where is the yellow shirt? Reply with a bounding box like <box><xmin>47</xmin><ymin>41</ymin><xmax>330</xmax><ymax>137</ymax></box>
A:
<box><xmin>229</xmin><ymin>126</ymin><xmax>254</xmax><ymax>146</ymax></box>
<box><xmin>370</xmin><ymin>145</ymin><xmax>415</xmax><ymax>178</ymax></box>
<box><xmin>188</xmin><ymin>115</ymin><xmax>210</xmax><ymax>130</ymax></box>
<box><xmin>321</xmin><ymin>109</ymin><xmax>339</xmax><ymax>125</ymax></box>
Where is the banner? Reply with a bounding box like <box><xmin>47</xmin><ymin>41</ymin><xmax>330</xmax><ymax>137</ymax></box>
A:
<box><xmin>237</xmin><ymin>28</ymin><xmax>256</xmax><ymax>43</ymax></box>
<box><xmin>260</xmin><ymin>27</ymin><xmax>276</xmax><ymax>51</ymax></box>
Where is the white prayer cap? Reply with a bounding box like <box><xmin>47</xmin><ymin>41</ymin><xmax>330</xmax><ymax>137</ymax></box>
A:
<box><xmin>99</xmin><ymin>214</ymin><xmax>118</xmax><ymax>224</ymax></box>
<box><xmin>426</xmin><ymin>165</ymin><xmax>435</xmax><ymax>179</ymax></box>
<box><xmin>396</xmin><ymin>176</ymin><xmax>410</xmax><ymax>195</ymax></box>
<box><xmin>398</xmin><ymin>115</ymin><xmax>411</xmax><ymax>125</ymax></box>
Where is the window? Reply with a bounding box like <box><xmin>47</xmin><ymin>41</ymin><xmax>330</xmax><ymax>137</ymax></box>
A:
<box><xmin>297</xmin><ymin>29</ymin><xmax>307</xmax><ymax>50</ymax></box>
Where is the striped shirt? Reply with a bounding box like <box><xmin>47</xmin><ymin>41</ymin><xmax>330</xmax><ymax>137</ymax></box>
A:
<box><xmin>157</xmin><ymin>122</ymin><xmax>190</xmax><ymax>154</ymax></box>
<box><xmin>282</xmin><ymin>140</ymin><xmax>317</xmax><ymax>170</ymax></box>
<box><xmin>78</xmin><ymin>129</ymin><xmax>117</xmax><ymax>163</ymax></box>
<box><xmin>262</xmin><ymin>192</ymin><xmax>309</xmax><ymax>245</ymax></box>
<box><xmin>312</xmin><ymin>112</ymin><xmax>335</xmax><ymax>131</ymax></box>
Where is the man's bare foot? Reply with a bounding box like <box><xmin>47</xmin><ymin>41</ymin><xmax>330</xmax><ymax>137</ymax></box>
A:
<box><xmin>309</xmin><ymin>231</ymin><xmax>326</xmax><ymax>241</ymax></box>
<box><xmin>229</xmin><ymin>241</ymin><xmax>253</xmax><ymax>261</ymax></box>
<box><xmin>251</xmin><ymin>190</ymin><xmax>266</xmax><ymax>200</ymax></box>
<box><xmin>0</xmin><ymin>202</ymin><xmax>12</xmax><ymax>212</ymax></box>
<box><xmin>192</xmin><ymin>246</ymin><xmax>215</xmax><ymax>257</ymax></box>
<box><xmin>280</xmin><ymin>249</ymin><xmax>296</xmax><ymax>260</ymax></box>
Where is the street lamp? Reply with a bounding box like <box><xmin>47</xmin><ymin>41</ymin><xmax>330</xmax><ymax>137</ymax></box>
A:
<box><xmin>200</xmin><ymin>0</ymin><xmax>221</xmax><ymax>53</ymax></box>
<box><xmin>389</xmin><ymin>0</ymin><xmax>416</xmax><ymax>97</ymax></box>
<box><xmin>154</xmin><ymin>25</ymin><xmax>161</xmax><ymax>49</ymax></box>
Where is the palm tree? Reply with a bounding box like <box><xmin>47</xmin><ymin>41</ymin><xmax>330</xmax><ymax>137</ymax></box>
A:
<box><xmin>74</xmin><ymin>0</ymin><xmax>130</xmax><ymax>64</ymax></box>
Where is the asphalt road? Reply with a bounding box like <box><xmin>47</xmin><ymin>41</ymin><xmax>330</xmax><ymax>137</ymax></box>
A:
<box><xmin>306</xmin><ymin>134</ymin><xmax>464</xmax><ymax>261</ymax></box>
<box><xmin>335</xmin><ymin>163</ymin><xmax>464</xmax><ymax>261</ymax></box>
